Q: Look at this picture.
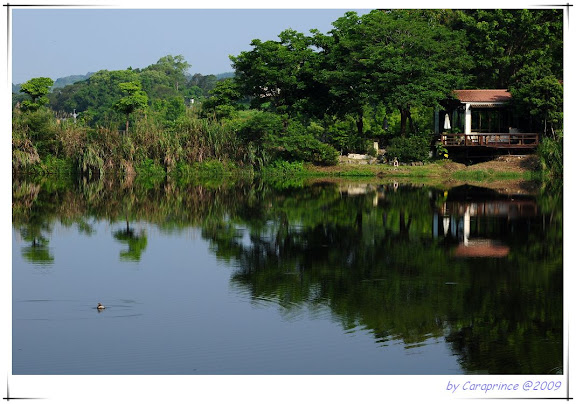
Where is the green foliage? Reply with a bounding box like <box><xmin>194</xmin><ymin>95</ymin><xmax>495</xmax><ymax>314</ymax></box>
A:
<box><xmin>338</xmin><ymin>168</ymin><xmax>377</xmax><ymax>177</ymax></box>
<box><xmin>196</xmin><ymin>160</ymin><xmax>227</xmax><ymax>177</ymax></box>
<box><xmin>132</xmin><ymin>159</ymin><xmax>166</xmax><ymax>187</ymax></box>
<box><xmin>317</xmin><ymin>10</ymin><xmax>472</xmax><ymax>136</ymax></box>
<box><xmin>114</xmin><ymin>81</ymin><xmax>149</xmax><ymax>132</ymax></box>
<box><xmin>237</xmin><ymin>112</ymin><xmax>282</xmax><ymax>168</ymax></box>
<box><xmin>39</xmin><ymin>155</ymin><xmax>75</xmax><ymax>176</ymax></box>
<box><xmin>202</xmin><ymin>78</ymin><xmax>244</xmax><ymax>118</ymax></box>
<box><xmin>261</xmin><ymin>160</ymin><xmax>306</xmax><ymax>176</ymax></box>
<box><xmin>537</xmin><ymin>137</ymin><xmax>563</xmax><ymax>179</ymax></box>
<box><xmin>12</xmin><ymin>107</ymin><xmax>59</xmax><ymax>157</ymax></box>
<box><xmin>386</xmin><ymin>135</ymin><xmax>431</xmax><ymax>163</ymax></box>
<box><xmin>434</xmin><ymin>143</ymin><xmax>449</xmax><ymax>159</ymax></box>
<box><xmin>189</xmin><ymin>73</ymin><xmax>218</xmax><ymax>96</ymax></box>
<box><xmin>143</xmin><ymin>54</ymin><xmax>190</xmax><ymax>91</ymax></box>
<box><xmin>455</xmin><ymin>9</ymin><xmax>562</xmax><ymax>88</ymax></box>
<box><xmin>510</xmin><ymin>67</ymin><xmax>563</xmax><ymax>137</ymax></box>
<box><xmin>231</xmin><ymin>29</ymin><xmax>322</xmax><ymax>117</ymax></box>
<box><xmin>12</xmin><ymin>110</ymin><xmax>39</xmax><ymax>171</ymax></box>
<box><xmin>279</xmin><ymin>122</ymin><xmax>339</xmax><ymax>166</ymax></box>
<box><xmin>77</xmin><ymin>144</ymin><xmax>105</xmax><ymax>179</ymax></box>
<box><xmin>238</xmin><ymin>112</ymin><xmax>338</xmax><ymax>166</ymax></box>
<box><xmin>325</xmin><ymin>117</ymin><xmax>364</xmax><ymax>154</ymax></box>
<box><xmin>19</xmin><ymin>77</ymin><xmax>54</xmax><ymax>111</ymax></box>
<box><xmin>452</xmin><ymin>169</ymin><xmax>524</xmax><ymax>182</ymax></box>
<box><xmin>153</xmin><ymin>96</ymin><xmax>186</xmax><ymax>124</ymax></box>
<box><xmin>114</xmin><ymin>81</ymin><xmax>148</xmax><ymax>114</ymax></box>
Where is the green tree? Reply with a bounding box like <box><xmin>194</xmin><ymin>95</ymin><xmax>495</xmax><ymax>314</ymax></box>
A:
<box><xmin>510</xmin><ymin>66</ymin><xmax>563</xmax><ymax>138</ymax></box>
<box><xmin>144</xmin><ymin>54</ymin><xmax>191</xmax><ymax>91</ymax></box>
<box><xmin>312</xmin><ymin>13</ymin><xmax>372</xmax><ymax>137</ymax></box>
<box><xmin>455</xmin><ymin>9</ymin><xmax>563</xmax><ymax>88</ymax></box>
<box><xmin>19</xmin><ymin>77</ymin><xmax>54</xmax><ymax>111</ymax></box>
<box><xmin>113</xmin><ymin>81</ymin><xmax>148</xmax><ymax>133</ymax></box>
<box><xmin>320</xmin><ymin>10</ymin><xmax>471</xmax><ymax>137</ymax></box>
<box><xmin>49</xmin><ymin>69</ymin><xmax>139</xmax><ymax>126</ymax></box>
<box><xmin>231</xmin><ymin>29</ymin><xmax>321</xmax><ymax>117</ymax></box>
<box><xmin>188</xmin><ymin>73</ymin><xmax>218</xmax><ymax>96</ymax></box>
<box><xmin>202</xmin><ymin>78</ymin><xmax>243</xmax><ymax>118</ymax></box>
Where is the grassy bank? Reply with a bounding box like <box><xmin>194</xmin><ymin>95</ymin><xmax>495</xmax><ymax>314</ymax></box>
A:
<box><xmin>303</xmin><ymin>158</ymin><xmax>538</xmax><ymax>180</ymax></box>
<box><xmin>22</xmin><ymin>155</ymin><xmax>540</xmax><ymax>181</ymax></box>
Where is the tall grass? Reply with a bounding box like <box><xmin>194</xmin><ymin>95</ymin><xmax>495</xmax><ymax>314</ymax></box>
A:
<box><xmin>537</xmin><ymin>136</ymin><xmax>563</xmax><ymax>179</ymax></box>
<box><xmin>13</xmin><ymin>107</ymin><xmax>246</xmax><ymax>177</ymax></box>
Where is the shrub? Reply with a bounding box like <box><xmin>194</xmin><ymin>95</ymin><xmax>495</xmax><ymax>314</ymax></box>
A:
<box><xmin>12</xmin><ymin>130</ymin><xmax>41</xmax><ymax>172</ymax></box>
<box><xmin>262</xmin><ymin>160</ymin><xmax>306</xmax><ymax>176</ymax></box>
<box><xmin>386</xmin><ymin>135</ymin><xmax>431</xmax><ymax>163</ymax></box>
<box><xmin>280</xmin><ymin>122</ymin><xmax>339</xmax><ymax>166</ymax></box>
<box><xmin>13</xmin><ymin>107</ymin><xmax>59</xmax><ymax>157</ymax></box>
<box><xmin>325</xmin><ymin>118</ymin><xmax>365</xmax><ymax>154</ymax></box>
<box><xmin>238</xmin><ymin>113</ymin><xmax>338</xmax><ymax>167</ymax></box>
<box><xmin>77</xmin><ymin>144</ymin><xmax>104</xmax><ymax>179</ymax></box>
<box><xmin>135</xmin><ymin>158</ymin><xmax>166</xmax><ymax>178</ymax></box>
<box><xmin>538</xmin><ymin>136</ymin><xmax>563</xmax><ymax>178</ymax></box>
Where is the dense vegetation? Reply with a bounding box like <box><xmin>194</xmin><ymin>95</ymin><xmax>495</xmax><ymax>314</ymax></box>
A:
<box><xmin>12</xmin><ymin>9</ymin><xmax>563</xmax><ymax>178</ymax></box>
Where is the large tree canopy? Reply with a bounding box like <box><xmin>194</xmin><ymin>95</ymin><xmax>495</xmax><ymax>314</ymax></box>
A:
<box><xmin>454</xmin><ymin>9</ymin><xmax>563</xmax><ymax>88</ymax></box>
<box><xmin>19</xmin><ymin>77</ymin><xmax>54</xmax><ymax>111</ymax></box>
<box><xmin>315</xmin><ymin>10</ymin><xmax>472</xmax><ymax>136</ymax></box>
<box><xmin>231</xmin><ymin>29</ymin><xmax>322</xmax><ymax>117</ymax></box>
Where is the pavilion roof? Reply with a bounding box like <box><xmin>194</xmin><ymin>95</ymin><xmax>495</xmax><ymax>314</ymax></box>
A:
<box><xmin>453</xmin><ymin>89</ymin><xmax>512</xmax><ymax>103</ymax></box>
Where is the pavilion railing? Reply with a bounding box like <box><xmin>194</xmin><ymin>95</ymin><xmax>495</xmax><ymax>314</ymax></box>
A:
<box><xmin>440</xmin><ymin>133</ymin><xmax>539</xmax><ymax>147</ymax></box>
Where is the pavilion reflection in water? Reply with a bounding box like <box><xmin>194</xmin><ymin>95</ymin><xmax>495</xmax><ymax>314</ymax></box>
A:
<box><xmin>432</xmin><ymin>185</ymin><xmax>538</xmax><ymax>258</ymax></box>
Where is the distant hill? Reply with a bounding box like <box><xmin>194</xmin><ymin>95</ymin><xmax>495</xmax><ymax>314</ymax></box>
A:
<box><xmin>12</xmin><ymin>72</ymin><xmax>94</xmax><ymax>93</ymax></box>
<box><xmin>215</xmin><ymin>72</ymin><xmax>234</xmax><ymax>80</ymax></box>
<box><xmin>52</xmin><ymin>73</ymin><xmax>94</xmax><ymax>89</ymax></box>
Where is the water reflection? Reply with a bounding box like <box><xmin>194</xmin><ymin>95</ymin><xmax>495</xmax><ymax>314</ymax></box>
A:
<box><xmin>434</xmin><ymin>185</ymin><xmax>539</xmax><ymax>258</ymax></box>
<box><xmin>12</xmin><ymin>177</ymin><xmax>562</xmax><ymax>374</ymax></box>
<box><xmin>113</xmin><ymin>216</ymin><xmax>148</xmax><ymax>261</ymax></box>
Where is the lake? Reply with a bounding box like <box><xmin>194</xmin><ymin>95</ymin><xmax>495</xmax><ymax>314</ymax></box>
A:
<box><xmin>12</xmin><ymin>177</ymin><xmax>563</xmax><ymax>375</ymax></box>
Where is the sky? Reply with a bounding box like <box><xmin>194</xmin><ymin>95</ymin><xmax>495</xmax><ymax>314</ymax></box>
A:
<box><xmin>11</xmin><ymin>8</ymin><xmax>370</xmax><ymax>84</ymax></box>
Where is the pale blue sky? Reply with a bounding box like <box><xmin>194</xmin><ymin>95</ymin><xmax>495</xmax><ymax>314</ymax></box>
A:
<box><xmin>11</xmin><ymin>8</ymin><xmax>368</xmax><ymax>84</ymax></box>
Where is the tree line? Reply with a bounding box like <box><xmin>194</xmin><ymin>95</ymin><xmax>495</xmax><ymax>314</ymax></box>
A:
<box><xmin>12</xmin><ymin>9</ymin><xmax>563</xmax><ymax>176</ymax></box>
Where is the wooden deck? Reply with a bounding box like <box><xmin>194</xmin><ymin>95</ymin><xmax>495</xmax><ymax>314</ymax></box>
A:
<box><xmin>440</xmin><ymin>133</ymin><xmax>539</xmax><ymax>148</ymax></box>
<box><xmin>440</xmin><ymin>201</ymin><xmax>538</xmax><ymax>218</ymax></box>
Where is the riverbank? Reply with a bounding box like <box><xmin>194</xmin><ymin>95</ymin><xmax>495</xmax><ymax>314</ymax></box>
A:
<box><xmin>301</xmin><ymin>155</ymin><xmax>543</xmax><ymax>193</ymax></box>
<box><xmin>308</xmin><ymin>155</ymin><xmax>539</xmax><ymax>178</ymax></box>
<box><xmin>18</xmin><ymin>154</ymin><xmax>546</xmax><ymax>195</ymax></box>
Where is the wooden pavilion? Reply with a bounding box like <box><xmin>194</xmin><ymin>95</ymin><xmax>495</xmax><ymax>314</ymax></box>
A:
<box><xmin>434</xmin><ymin>90</ymin><xmax>538</xmax><ymax>151</ymax></box>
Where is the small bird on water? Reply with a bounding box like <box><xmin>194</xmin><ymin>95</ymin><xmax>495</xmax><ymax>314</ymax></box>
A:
<box><xmin>97</xmin><ymin>303</ymin><xmax>106</xmax><ymax>310</ymax></box>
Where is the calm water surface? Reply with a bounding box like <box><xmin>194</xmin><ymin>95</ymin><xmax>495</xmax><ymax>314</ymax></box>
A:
<box><xmin>12</xmin><ymin>178</ymin><xmax>562</xmax><ymax>375</ymax></box>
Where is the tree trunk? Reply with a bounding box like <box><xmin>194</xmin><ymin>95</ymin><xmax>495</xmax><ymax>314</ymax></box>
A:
<box><xmin>125</xmin><ymin>115</ymin><xmax>130</xmax><ymax>134</ymax></box>
<box><xmin>356</xmin><ymin>110</ymin><xmax>364</xmax><ymax>137</ymax></box>
<box><xmin>400</xmin><ymin>107</ymin><xmax>411</xmax><ymax>136</ymax></box>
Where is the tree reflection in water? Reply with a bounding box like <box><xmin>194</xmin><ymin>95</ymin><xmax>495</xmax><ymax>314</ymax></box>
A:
<box><xmin>12</xmin><ymin>177</ymin><xmax>562</xmax><ymax>374</ymax></box>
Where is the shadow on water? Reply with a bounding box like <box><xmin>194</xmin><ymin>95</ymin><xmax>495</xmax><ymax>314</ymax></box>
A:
<box><xmin>12</xmin><ymin>175</ymin><xmax>562</xmax><ymax>374</ymax></box>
